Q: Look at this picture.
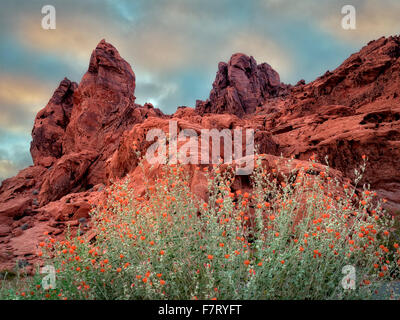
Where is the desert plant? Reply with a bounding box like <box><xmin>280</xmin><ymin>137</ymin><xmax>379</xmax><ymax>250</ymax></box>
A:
<box><xmin>2</xmin><ymin>155</ymin><xmax>399</xmax><ymax>300</ymax></box>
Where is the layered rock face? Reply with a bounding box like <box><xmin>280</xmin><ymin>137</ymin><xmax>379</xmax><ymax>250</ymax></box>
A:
<box><xmin>1</xmin><ymin>36</ymin><xmax>400</xmax><ymax>272</ymax></box>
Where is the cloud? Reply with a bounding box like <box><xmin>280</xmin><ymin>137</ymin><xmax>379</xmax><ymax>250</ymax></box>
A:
<box><xmin>0</xmin><ymin>74</ymin><xmax>50</xmax><ymax>109</ymax></box>
<box><xmin>12</xmin><ymin>1</ymin><xmax>195</xmax><ymax>75</ymax></box>
<box><xmin>0</xmin><ymin>74</ymin><xmax>52</xmax><ymax>133</ymax></box>
<box><xmin>14</xmin><ymin>16</ymin><xmax>103</xmax><ymax>76</ymax></box>
<box><xmin>135</xmin><ymin>79</ymin><xmax>179</xmax><ymax>110</ymax></box>
<box><xmin>0</xmin><ymin>156</ymin><xmax>32</xmax><ymax>182</ymax></box>
<box><xmin>0</xmin><ymin>159</ymin><xmax>17</xmax><ymax>182</ymax></box>
<box><xmin>319</xmin><ymin>0</ymin><xmax>400</xmax><ymax>43</ymax></box>
<box><xmin>259</xmin><ymin>0</ymin><xmax>400</xmax><ymax>45</ymax></box>
<box><xmin>0</xmin><ymin>130</ymin><xmax>32</xmax><ymax>182</ymax></box>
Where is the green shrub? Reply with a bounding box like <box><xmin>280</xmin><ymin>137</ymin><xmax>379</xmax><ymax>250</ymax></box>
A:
<box><xmin>2</xmin><ymin>156</ymin><xmax>399</xmax><ymax>300</ymax></box>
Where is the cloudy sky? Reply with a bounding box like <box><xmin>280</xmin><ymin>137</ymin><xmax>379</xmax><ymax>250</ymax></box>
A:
<box><xmin>0</xmin><ymin>0</ymin><xmax>399</xmax><ymax>182</ymax></box>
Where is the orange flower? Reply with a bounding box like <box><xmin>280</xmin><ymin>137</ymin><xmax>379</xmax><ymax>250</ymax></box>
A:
<box><xmin>299</xmin><ymin>247</ymin><xmax>304</xmax><ymax>252</ymax></box>
<box><xmin>120</xmin><ymin>254</ymin><xmax>124</xmax><ymax>259</ymax></box>
<box><xmin>156</xmin><ymin>273</ymin><xmax>162</xmax><ymax>278</ymax></box>
<box><xmin>244</xmin><ymin>260</ymin><xmax>250</xmax><ymax>266</ymax></box>
<box><xmin>207</xmin><ymin>254</ymin><xmax>214</xmax><ymax>260</ymax></box>
<box><xmin>160</xmin><ymin>250</ymin><xmax>165</xmax><ymax>255</ymax></box>
<box><xmin>116</xmin><ymin>267</ymin><xmax>122</xmax><ymax>273</ymax></box>
<box><xmin>160</xmin><ymin>280</ymin><xmax>166</xmax><ymax>285</ymax></box>
<box><xmin>224</xmin><ymin>254</ymin><xmax>230</xmax><ymax>259</ymax></box>
<box><xmin>269</xmin><ymin>215</ymin><xmax>275</xmax><ymax>221</ymax></box>
<box><xmin>219</xmin><ymin>243</ymin><xmax>224</xmax><ymax>248</ymax></box>
<box><xmin>280</xmin><ymin>260</ymin><xmax>285</xmax><ymax>264</ymax></box>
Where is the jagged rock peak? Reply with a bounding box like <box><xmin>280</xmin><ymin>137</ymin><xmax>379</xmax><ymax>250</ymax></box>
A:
<box><xmin>79</xmin><ymin>39</ymin><xmax>136</xmax><ymax>101</ymax></box>
<box><xmin>195</xmin><ymin>53</ymin><xmax>284</xmax><ymax>117</ymax></box>
<box><xmin>30</xmin><ymin>78</ymin><xmax>77</xmax><ymax>167</ymax></box>
<box><xmin>49</xmin><ymin>77</ymin><xmax>78</xmax><ymax>105</ymax></box>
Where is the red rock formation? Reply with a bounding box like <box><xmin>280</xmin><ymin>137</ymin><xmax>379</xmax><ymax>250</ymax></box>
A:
<box><xmin>31</xmin><ymin>78</ymin><xmax>77</xmax><ymax>168</ymax></box>
<box><xmin>0</xmin><ymin>40</ymin><xmax>164</xmax><ymax>272</ymax></box>
<box><xmin>1</xmin><ymin>36</ymin><xmax>400</xmax><ymax>272</ymax></box>
<box><xmin>195</xmin><ymin>53</ymin><xmax>288</xmax><ymax>117</ymax></box>
<box><xmin>264</xmin><ymin>36</ymin><xmax>400</xmax><ymax>215</ymax></box>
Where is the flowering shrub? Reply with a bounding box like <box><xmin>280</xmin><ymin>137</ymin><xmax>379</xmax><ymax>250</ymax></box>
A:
<box><xmin>2</xmin><ymin>155</ymin><xmax>400</xmax><ymax>300</ymax></box>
